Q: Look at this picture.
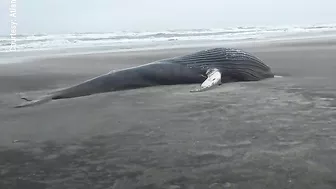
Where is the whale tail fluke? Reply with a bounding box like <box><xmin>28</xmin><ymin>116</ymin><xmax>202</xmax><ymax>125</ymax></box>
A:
<box><xmin>14</xmin><ymin>93</ymin><xmax>54</xmax><ymax>108</ymax></box>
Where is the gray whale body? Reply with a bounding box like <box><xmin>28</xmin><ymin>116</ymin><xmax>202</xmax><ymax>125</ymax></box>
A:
<box><xmin>15</xmin><ymin>47</ymin><xmax>275</xmax><ymax>108</ymax></box>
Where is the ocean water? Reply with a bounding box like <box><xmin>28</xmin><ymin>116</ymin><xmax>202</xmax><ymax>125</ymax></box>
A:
<box><xmin>1</xmin><ymin>24</ymin><xmax>336</xmax><ymax>63</ymax></box>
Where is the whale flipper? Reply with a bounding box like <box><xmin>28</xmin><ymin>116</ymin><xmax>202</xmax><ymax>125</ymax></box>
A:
<box><xmin>190</xmin><ymin>68</ymin><xmax>221</xmax><ymax>92</ymax></box>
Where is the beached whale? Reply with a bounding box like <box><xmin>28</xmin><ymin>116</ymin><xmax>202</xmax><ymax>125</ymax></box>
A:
<box><xmin>15</xmin><ymin>47</ymin><xmax>275</xmax><ymax>108</ymax></box>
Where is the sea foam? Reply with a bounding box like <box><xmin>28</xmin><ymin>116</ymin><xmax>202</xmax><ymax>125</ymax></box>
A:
<box><xmin>1</xmin><ymin>24</ymin><xmax>336</xmax><ymax>53</ymax></box>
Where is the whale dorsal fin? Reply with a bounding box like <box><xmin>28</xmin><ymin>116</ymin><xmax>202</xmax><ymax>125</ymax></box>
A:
<box><xmin>190</xmin><ymin>68</ymin><xmax>221</xmax><ymax>92</ymax></box>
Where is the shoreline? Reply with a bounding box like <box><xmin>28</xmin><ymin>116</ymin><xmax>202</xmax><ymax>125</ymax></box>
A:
<box><xmin>2</xmin><ymin>33</ymin><xmax>336</xmax><ymax>65</ymax></box>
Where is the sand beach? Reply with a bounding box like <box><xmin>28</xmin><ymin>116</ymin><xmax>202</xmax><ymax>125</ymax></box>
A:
<box><xmin>1</xmin><ymin>38</ymin><xmax>336</xmax><ymax>189</ymax></box>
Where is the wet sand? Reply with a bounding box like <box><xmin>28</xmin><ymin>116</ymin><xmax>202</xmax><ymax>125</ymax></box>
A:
<box><xmin>1</xmin><ymin>39</ymin><xmax>336</xmax><ymax>189</ymax></box>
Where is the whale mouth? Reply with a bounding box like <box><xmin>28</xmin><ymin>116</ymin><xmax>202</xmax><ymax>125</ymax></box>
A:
<box><xmin>274</xmin><ymin>75</ymin><xmax>283</xmax><ymax>78</ymax></box>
